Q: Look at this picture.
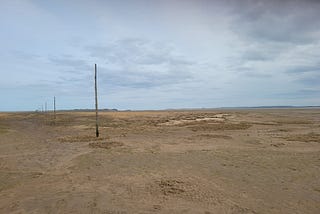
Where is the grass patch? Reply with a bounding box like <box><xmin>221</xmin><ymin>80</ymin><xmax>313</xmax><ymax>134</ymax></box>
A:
<box><xmin>157</xmin><ymin>179</ymin><xmax>186</xmax><ymax>196</ymax></box>
<box><xmin>0</xmin><ymin>125</ymin><xmax>9</xmax><ymax>134</ymax></box>
<box><xmin>277</xmin><ymin>128</ymin><xmax>290</xmax><ymax>132</ymax></box>
<box><xmin>190</xmin><ymin>122</ymin><xmax>252</xmax><ymax>132</ymax></box>
<box><xmin>275</xmin><ymin>120</ymin><xmax>313</xmax><ymax>125</ymax></box>
<box><xmin>58</xmin><ymin>135</ymin><xmax>109</xmax><ymax>143</ymax></box>
<box><xmin>285</xmin><ymin>132</ymin><xmax>320</xmax><ymax>143</ymax></box>
<box><xmin>194</xmin><ymin>134</ymin><xmax>232</xmax><ymax>140</ymax></box>
<box><xmin>89</xmin><ymin>141</ymin><xmax>123</xmax><ymax>149</ymax></box>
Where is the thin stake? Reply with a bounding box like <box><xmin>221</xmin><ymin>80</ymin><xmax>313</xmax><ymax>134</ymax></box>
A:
<box><xmin>54</xmin><ymin>96</ymin><xmax>56</xmax><ymax>121</ymax></box>
<box><xmin>95</xmin><ymin>64</ymin><xmax>99</xmax><ymax>137</ymax></box>
<box><xmin>45</xmin><ymin>101</ymin><xmax>47</xmax><ymax>124</ymax></box>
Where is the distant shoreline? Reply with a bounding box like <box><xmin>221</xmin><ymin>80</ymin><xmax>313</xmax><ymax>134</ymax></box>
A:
<box><xmin>1</xmin><ymin>106</ymin><xmax>320</xmax><ymax>113</ymax></box>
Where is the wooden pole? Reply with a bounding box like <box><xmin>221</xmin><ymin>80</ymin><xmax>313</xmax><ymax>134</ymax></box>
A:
<box><xmin>45</xmin><ymin>101</ymin><xmax>47</xmax><ymax>124</ymax></box>
<box><xmin>95</xmin><ymin>64</ymin><xmax>99</xmax><ymax>137</ymax></box>
<box><xmin>54</xmin><ymin>96</ymin><xmax>56</xmax><ymax>121</ymax></box>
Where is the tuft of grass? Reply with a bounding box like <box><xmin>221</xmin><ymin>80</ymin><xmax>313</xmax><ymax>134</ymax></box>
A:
<box><xmin>285</xmin><ymin>132</ymin><xmax>320</xmax><ymax>143</ymax></box>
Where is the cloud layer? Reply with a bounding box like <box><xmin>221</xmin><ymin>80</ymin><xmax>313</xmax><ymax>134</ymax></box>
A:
<box><xmin>0</xmin><ymin>0</ymin><xmax>319</xmax><ymax>110</ymax></box>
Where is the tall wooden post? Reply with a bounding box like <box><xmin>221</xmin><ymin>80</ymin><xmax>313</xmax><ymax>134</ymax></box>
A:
<box><xmin>45</xmin><ymin>101</ymin><xmax>47</xmax><ymax>124</ymax></box>
<box><xmin>54</xmin><ymin>96</ymin><xmax>56</xmax><ymax>120</ymax></box>
<box><xmin>95</xmin><ymin>64</ymin><xmax>99</xmax><ymax>137</ymax></box>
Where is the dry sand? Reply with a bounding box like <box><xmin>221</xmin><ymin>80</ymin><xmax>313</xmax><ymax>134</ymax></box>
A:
<box><xmin>0</xmin><ymin>109</ymin><xmax>319</xmax><ymax>213</ymax></box>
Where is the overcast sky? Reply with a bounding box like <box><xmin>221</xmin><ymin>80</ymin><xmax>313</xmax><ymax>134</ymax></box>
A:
<box><xmin>1</xmin><ymin>0</ymin><xmax>319</xmax><ymax>111</ymax></box>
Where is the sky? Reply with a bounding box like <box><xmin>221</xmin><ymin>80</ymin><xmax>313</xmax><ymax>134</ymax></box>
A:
<box><xmin>0</xmin><ymin>0</ymin><xmax>319</xmax><ymax>111</ymax></box>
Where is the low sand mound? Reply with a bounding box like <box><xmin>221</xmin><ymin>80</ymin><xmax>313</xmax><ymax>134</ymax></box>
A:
<box><xmin>159</xmin><ymin>114</ymin><xmax>231</xmax><ymax>126</ymax></box>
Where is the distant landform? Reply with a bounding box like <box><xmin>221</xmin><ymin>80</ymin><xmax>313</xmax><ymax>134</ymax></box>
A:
<box><xmin>69</xmin><ymin>106</ymin><xmax>320</xmax><ymax>112</ymax></box>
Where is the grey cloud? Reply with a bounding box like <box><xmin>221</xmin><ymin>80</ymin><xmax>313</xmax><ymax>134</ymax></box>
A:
<box><xmin>286</xmin><ymin>64</ymin><xmax>320</xmax><ymax>74</ymax></box>
<box><xmin>85</xmin><ymin>46</ymin><xmax>108</xmax><ymax>59</ymax></box>
<box><xmin>229</xmin><ymin>0</ymin><xmax>320</xmax><ymax>44</ymax></box>
<box><xmin>275</xmin><ymin>89</ymin><xmax>320</xmax><ymax>98</ymax></box>
<box><xmin>296</xmin><ymin>74</ymin><xmax>320</xmax><ymax>86</ymax></box>
<box><xmin>135</xmin><ymin>53</ymin><xmax>194</xmax><ymax>66</ymax></box>
<box><xmin>48</xmin><ymin>56</ymin><xmax>92</xmax><ymax>71</ymax></box>
<box><xmin>84</xmin><ymin>38</ymin><xmax>196</xmax><ymax>89</ymax></box>
<box><xmin>42</xmin><ymin>38</ymin><xmax>196</xmax><ymax>94</ymax></box>
<box><xmin>56</xmin><ymin>75</ymin><xmax>90</xmax><ymax>85</ymax></box>
<box><xmin>225</xmin><ymin>0</ymin><xmax>320</xmax><ymax>84</ymax></box>
<box><xmin>242</xmin><ymin>71</ymin><xmax>272</xmax><ymax>78</ymax></box>
<box><xmin>85</xmin><ymin>38</ymin><xmax>195</xmax><ymax>66</ymax></box>
<box><xmin>33</xmin><ymin>55</ymin><xmax>96</xmax><ymax>96</ymax></box>
<box><xmin>85</xmin><ymin>38</ymin><xmax>150</xmax><ymax>63</ymax></box>
<box><xmin>298</xmin><ymin>89</ymin><xmax>320</xmax><ymax>96</ymax></box>
<box><xmin>10</xmin><ymin>50</ymin><xmax>40</xmax><ymax>60</ymax></box>
<box><xmin>98</xmin><ymin>66</ymin><xmax>193</xmax><ymax>89</ymax></box>
<box><xmin>228</xmin><ymin>64</ymin><xmax>273</xmax><ymax>78</ymax></box>
<box><xmin>240</xmin><ymin>48</ymin><xmax>276</xmax><ymax>61</ymax></box>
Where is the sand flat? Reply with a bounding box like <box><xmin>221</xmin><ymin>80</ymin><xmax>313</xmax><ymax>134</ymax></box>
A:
<box><xmin>0</xmin><ymin>109</ymin><xmax>319</xmax><ymax>213</ymax></box>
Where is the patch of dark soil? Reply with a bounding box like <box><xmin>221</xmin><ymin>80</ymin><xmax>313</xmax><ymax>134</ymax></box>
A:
<box><xmin>285</xmin><ymin>132</ymin><xmax>320</xmax><ymax>143</ymax></box>
<box><xmin>58</xmin><ymin>135</ymin><xmax>109</xmax><ymax>143</ymax></box>
<box><xmin>270</xmin><ymin>142</ymin><xmax>286</xmax><ymax>147</ymax></box>
<box><xmin>157</xmin><ymin>179</ymin><xmax>186</xmax><ymax>195</ymax></box>
<box><xmin>190</xmin><ymin>122</ymin><xmax>252</xmax><ymax>132</ymax></box>
<box><xmin>196</xmin><ymin>134</ymin><xmax>233</xmax><ymax>140</ymax></box>
<box><xmin>89</xmin><ymin>141</ymin><xmax>123</xmax><ymax>149</ymax></box>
